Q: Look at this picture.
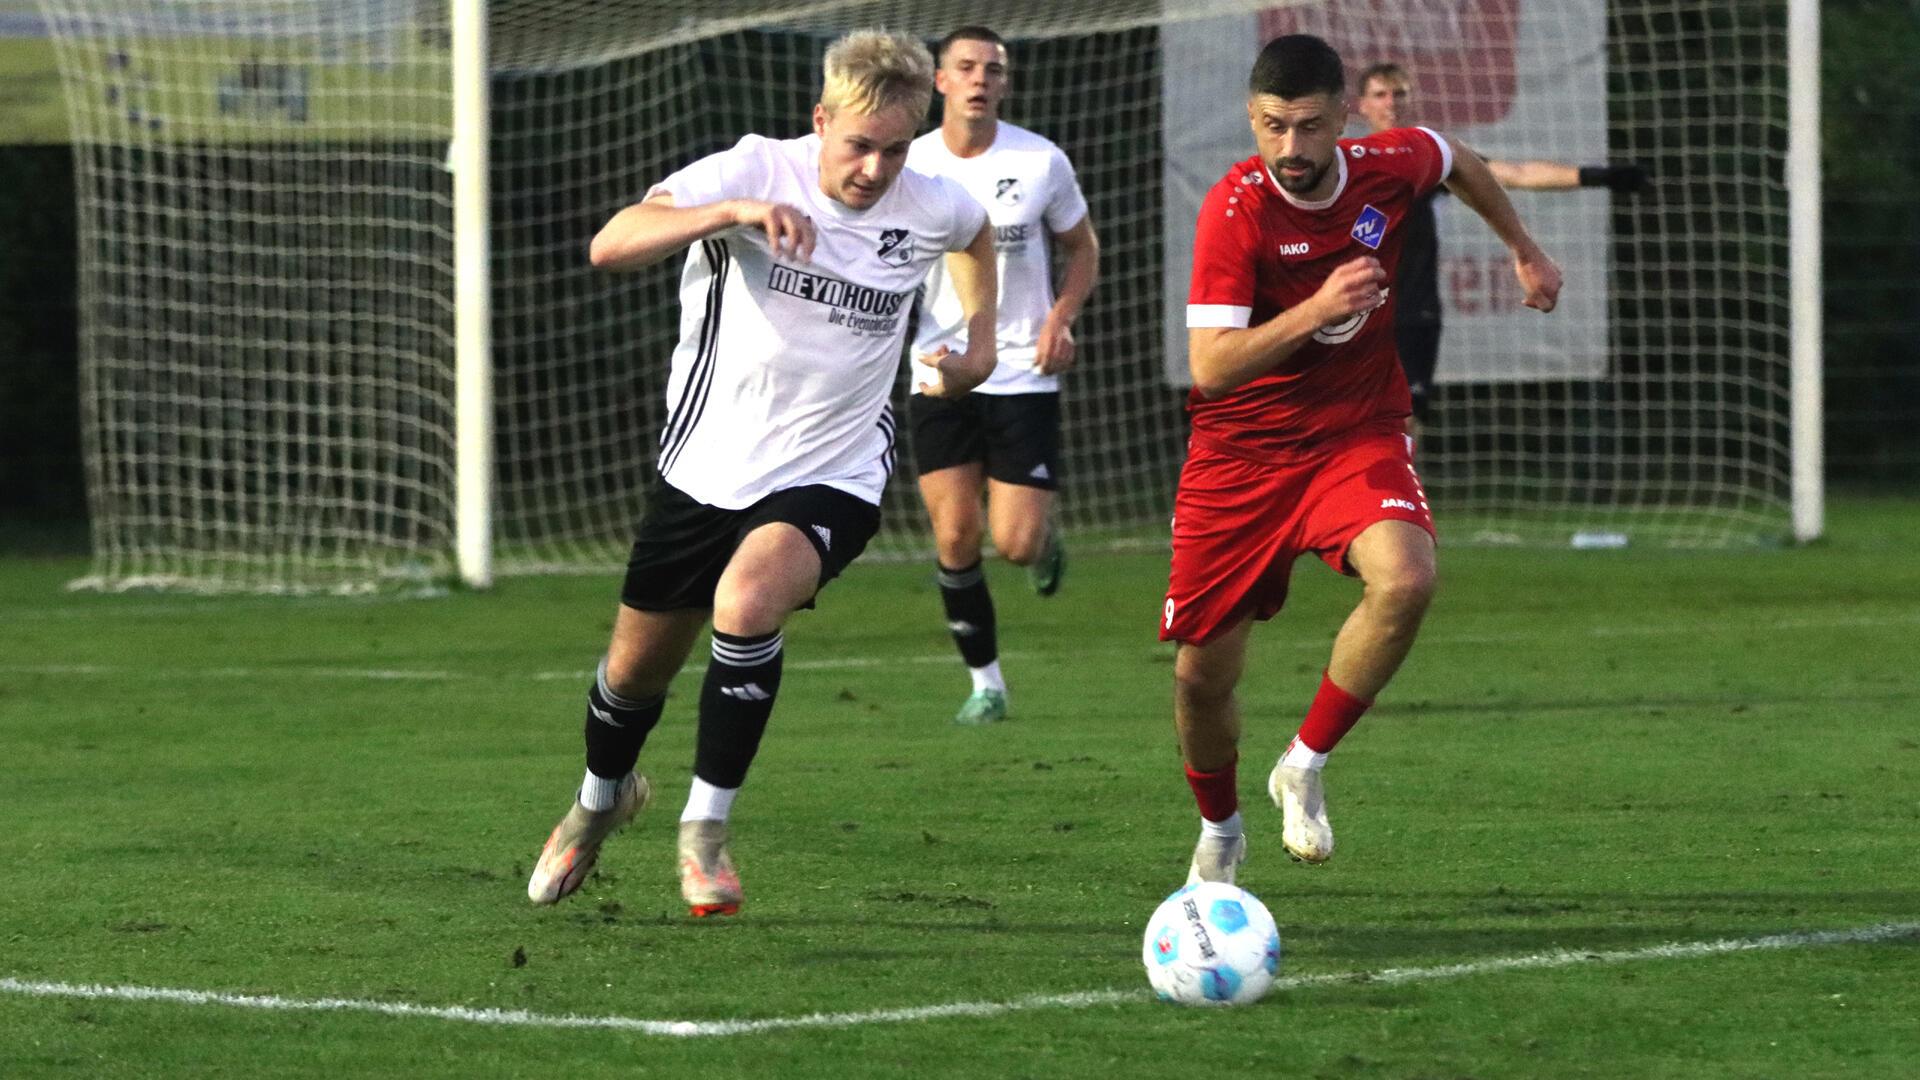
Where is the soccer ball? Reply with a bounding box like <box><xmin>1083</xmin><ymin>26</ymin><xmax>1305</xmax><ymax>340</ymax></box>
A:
<box><xmin>1141</xmin><ymin>881</ymin><xmax>1281</xmax><ymax>1006</ymax></box>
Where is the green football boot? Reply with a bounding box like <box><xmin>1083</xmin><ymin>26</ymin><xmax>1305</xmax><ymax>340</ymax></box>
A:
<box><xmin>1028</xmin><ymin>531</ymin><xmax>1066</xmax><ymax>597</ymax></box>
<box><xmin>952</xmin><ymin>687</ymin><xmax>1008</xmax><ymax>725</ymax></box>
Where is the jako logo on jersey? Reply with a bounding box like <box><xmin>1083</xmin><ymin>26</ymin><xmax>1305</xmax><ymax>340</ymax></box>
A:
<box><xmin>995</xmin><ymin>178</ymin><xmax>1023</xmax><ymax>205</ymax></box>
<box><xmin>768</xmin><ymin>265</ymin><xmax>909</xmax><ymax>314</ymax></box>
<box><xmin>1381</xmin><ymin>498</ymin><xmax>1418</xmax><ymax>511</ymax></box>
<box><xmin>1351</xmin><ymin>204</ymin><xmax>1388</xmax><ymax>250</ymax></box>
<box><xmin>877</xmin><ymin>228</ymin><xmax>914</xmax><ymax>266</ymax></box>
<box><xmin>1278</xmin><ymin>241</ymin><xmax>1310</xmax><ymax>256</ymax></box>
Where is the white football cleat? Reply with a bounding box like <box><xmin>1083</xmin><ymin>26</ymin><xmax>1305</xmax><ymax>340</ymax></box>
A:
<box><xmin>1270</xmin><ymin>762</ymin><xmax>1334</xmax><ymax>864</ymax></box>
<box><xmin>1186</xmin><ymin>831</ymin><xmax>1248</xmax><ymax>885</ymax></box>
<box><xmin>678</xmin><ymin>818</ymin><xmax>744</xmax><ymax>917</ymax></box>
<box><xmin>527</xmin><ymin>772</ymin><xmax>649</xmax><ymax>905</ymax></box>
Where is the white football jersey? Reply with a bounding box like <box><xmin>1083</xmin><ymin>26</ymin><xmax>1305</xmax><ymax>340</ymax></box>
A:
<box><xmin>647</xmin><ymin>133</ymin><xmax>986</xmax><ymax>509</ymax></box>
<box><xmin>908</xmin><ymin>123</ymin><xmax>1089</xmax><ymax>396</ymax></box>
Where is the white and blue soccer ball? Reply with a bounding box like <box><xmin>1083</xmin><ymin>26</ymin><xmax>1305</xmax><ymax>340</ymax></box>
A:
<box><xmin>1142</xmin><ymin>881</ymin><xmax>1281</xmax><ymax>1006</ymax></box>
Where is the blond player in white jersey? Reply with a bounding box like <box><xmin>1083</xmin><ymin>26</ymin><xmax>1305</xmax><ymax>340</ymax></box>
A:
<box><xmin>527</xmin><ymin>30</ymin><xmax>997</xmax><ymax>918</ymax></box>
<box><xmin>907</xmin><ymin>25</ymin><xmax>1101</xmax><ymax>726</ymax></box>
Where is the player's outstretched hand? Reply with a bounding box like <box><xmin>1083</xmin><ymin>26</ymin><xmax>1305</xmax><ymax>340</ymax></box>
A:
<box><xmin>1581</xmin><ymin>163</ymin><xmax>1652</xmax><ymax>195</ymax></box>
<box><xmin>1608</xmin><ymin>163</ymin><xmax>1652</xmax><ymax>195</ymax></box>
<box><xmin>1034</xmin><ymin>314</ymin><xmax>1076</xmax><ymax>376</ymax></box>
<box><xmin>733</xmin><ymin>200</ymin><xmax>814</xmax><ymax>262</ymax></box>
<box><xmin>1515</xmin><ymin>247</ymin><xmax>1562</xmax><ymax>312</ymax></box>
<box><xmin>916</xmin><ymin>344</ymin><xmax>995</xmax><ymax>399</ymax></box>
<box><xmin>1312</xmin><ymin>256</ymin><xmax>1388</xmax><ymax>326</ymax></box>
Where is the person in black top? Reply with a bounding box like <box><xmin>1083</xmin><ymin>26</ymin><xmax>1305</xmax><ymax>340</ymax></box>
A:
<box><xmin>1353</xmin><ymin>63</ymin><xmax>1649</xmax><ymax>444</ymax></box>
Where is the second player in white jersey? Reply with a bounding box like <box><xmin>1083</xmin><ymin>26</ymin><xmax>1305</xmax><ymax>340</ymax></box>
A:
<box><xmin>908</xmin><ymin>121</ymin><xmax>1089</xmax><ymax>395</ymax></box>
<box><xmin>907</xmin><ymin>26</ymin><xmax>1101</xmax><ymax>727</ymax></box>
<box><xmin>652</xmin><ymin>131</ymin><xmax>987</xmax><ymax>509</ymax></box>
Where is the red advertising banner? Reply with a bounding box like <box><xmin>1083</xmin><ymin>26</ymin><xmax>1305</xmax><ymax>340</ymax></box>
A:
<box><xmin>1257</xmin><ymin>0</ymin><xmax>1520</xmax><ymax>127</ymax></box>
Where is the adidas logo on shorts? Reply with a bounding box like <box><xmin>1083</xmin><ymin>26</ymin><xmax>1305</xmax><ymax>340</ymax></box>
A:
<box><xmin>811</xmin><ymin>524</ymin><xmax>832</xmax><ymax>550</ymax></box>
<box><xmin>1028</xmin><ymin>464</ymin><xmax>1050</xmax><ymax>481</ymax></box>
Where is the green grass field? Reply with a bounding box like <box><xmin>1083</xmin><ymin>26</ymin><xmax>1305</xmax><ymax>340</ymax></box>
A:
<box><xmin>0</xmin><ymin>31</ymin><xmax>449</xmax><ymax>146</ymax></box>
<box><xmin>2</xmin><ymin>497</ymin><xmax>1917</xmax><ymax>1078</ymax></box>
<box><xmin>0</xmin><ymin>33</ymin><xmax>68</xmax><ymax>143</ymax></box>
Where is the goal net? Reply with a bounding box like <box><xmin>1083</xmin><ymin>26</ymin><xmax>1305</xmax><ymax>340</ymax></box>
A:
<box><xmin>39</xmin><ymin>0</ymin><xmax>1803</xmax><ymax>593</ymax></box>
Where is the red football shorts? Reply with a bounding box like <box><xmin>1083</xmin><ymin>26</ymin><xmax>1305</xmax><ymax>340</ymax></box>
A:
<box><xmin>1159</xmin><ymin>432</ymin><xmax>1435</xmax><ymax>645</ymax></box>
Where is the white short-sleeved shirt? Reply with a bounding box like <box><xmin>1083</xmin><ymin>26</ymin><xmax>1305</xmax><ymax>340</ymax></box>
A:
<box><xmin>907</xmin><ymin>122</ymin><xmax>1089</xmax><ymax>396</ymax></box>
<box><xmin>647</xmin><ymin>133</ymin><xmax>986</xmax><ymax>509</ymax></box>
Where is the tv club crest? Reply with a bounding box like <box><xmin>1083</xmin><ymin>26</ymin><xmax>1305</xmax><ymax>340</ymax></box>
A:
<box><xmin>877</xmin><ymin>228</ymin><xmax>913</xmax><ymax>266</ymax></box>
<box><xmin>1350</xmin><ymin>204</ymin><xmax>1388</xmax><ymax>250</ymax></box>
<box><xmin>995</xmin><ymin>178</ymin><xmax>1023</xmax><ymax>205</ymax></box>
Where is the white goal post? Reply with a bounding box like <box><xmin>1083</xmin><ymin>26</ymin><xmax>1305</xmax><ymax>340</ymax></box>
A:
<box><xmin>450</xmin><ymin>0</ymin><xmax>491</xmax><ymax>588</ymax></box>
<box><xmin>1787</xmin><ymin>0</ymin><xmax>1822</xmax><ymax>544</ymax></box>
<box><xmin>38</xmin><ymin>0</ymin><xmax>1821</xmax><ymax>594</ymax></box>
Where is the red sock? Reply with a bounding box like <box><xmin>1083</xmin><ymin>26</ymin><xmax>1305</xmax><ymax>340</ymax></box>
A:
<box><xmin>1184</xmin><ymin>756</ymin><xmax>1239</xmax><ymax>822</ymax></box>
<box><xmin>1296</xmin><ymin>671</ymin><xmax>1372</xmax><ymax>753</ymax></box>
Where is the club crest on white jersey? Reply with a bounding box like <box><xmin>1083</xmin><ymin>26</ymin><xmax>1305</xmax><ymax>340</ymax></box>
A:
<box><xmin>877</xmin><ymin>228</ymin><xmax>913</xmax><ymax>266</ymax></box>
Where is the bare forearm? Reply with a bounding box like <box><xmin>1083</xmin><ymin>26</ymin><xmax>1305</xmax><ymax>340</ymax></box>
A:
<box><xmin>1488</xmin><ymin>159</ymin><xmax>1581</xmax><ymax>191</ymax></box>
<box><xmin>1188</xmin><ymin>305</ymin><xmax>1325</xmax><ymax>399</ymax></box>
<box><xmin>1048</xmin><ymin>228</ymin><xmax>1100</xmax><ymax>326</ymax></box>
<box><xmin>928</xmin><ymin>224</ymin><xmax>1000</xmax><ymax>394</ymax></box>
<box><xmin>1188</xmin><ymin>254</ymin><xmax>1387</xmax><ymax>396</ymax></box>
<box><xmin>948</xmin><ymin>226</ymin><xmax>1000</xmax><ymax>340</ymax></box>
<box><xmin>1444</xmin><ymin>140</ymin><xmax>1546</xmax><ymax>257</ymax></box>
<box><xmin>589</xmin><ymin>199</ymin><xmax>736</xmax><ymax>271</ymax></box>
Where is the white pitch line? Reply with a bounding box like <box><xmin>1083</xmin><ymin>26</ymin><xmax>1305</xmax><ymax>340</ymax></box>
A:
<box><xmin>4</xmin><ymin>609</ymin><xmax>1918</xmax><ymax>687</ymax></box>
<box><xmin>525</xmin><ymin>652</ymin><xmax>1037</xmax><ymax>680</ymax></box>
<box><xmin>2</xmin><ymin>922</ymin><xmax>1913</xmax><ymax>1039</ymax></box>
<box><xmin>0</xmin><ymin>652</ymin><xmax>1039</xmax><ymax>684</ymax></box>
<box><xmin>0</xmin><ymin>662</ymin><xmax>467</xmax><ymax>682</ymax></box>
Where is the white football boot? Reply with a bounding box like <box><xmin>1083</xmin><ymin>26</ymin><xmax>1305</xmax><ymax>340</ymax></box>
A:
<box><xmin>678</xmin><ymin>818</ymin><xmax>744</xmax><ymax>917</ymax></box>
<box><xmin>1269</xmin><ymin>760</ymin><xmax>1334</xmax><ymax>864</ymax></box>
<box><xmin>1186</xmin><ymin>831</ymin><xmax>1248</xmax><ymax>885</ymax></box>
<box><xmin>527</xmin><ymin>772</ymin><xmax>649</xmax><ymax>904</ymax></box>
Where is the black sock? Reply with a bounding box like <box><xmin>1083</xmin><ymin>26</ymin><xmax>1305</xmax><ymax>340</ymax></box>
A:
<box><xmin>937</xmin><ymin>560</ymin><xmax>998</xmax><ymax>668</ymax></box>
<box><xmin>584</xmin><ymin>658</ymin><xmax>666</xmax><ymax>780</ymax></box>
<box><xmin>693</xmin><ymin>629</ymin><xmax>784</xmax><ymax>789</ymax></box>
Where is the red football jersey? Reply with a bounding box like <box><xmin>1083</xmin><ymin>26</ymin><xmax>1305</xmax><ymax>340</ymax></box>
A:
<box><xmin>1186</xmin><ymin>126</ymin><xmax>1452</xmax><ymax>460</ymax></box>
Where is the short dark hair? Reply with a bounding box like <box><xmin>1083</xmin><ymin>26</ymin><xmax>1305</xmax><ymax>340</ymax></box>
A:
<box><xmin>1356</xmin><ymin>62</ymin><xmax>1411</xmax><ymax>93</ymax></box>
<box><xmin>936</xmin><ymin>25</ymin><xmax>1005</xmax><ymax>64</ymax></box>
<box><xmin>1248</xmin><ymin>34</ymin><xmax>1345</xmax><ymax>100</ymax></box>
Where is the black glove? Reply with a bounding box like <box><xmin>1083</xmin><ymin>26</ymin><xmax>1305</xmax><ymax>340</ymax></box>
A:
<box><xmin>1578</xmin><ymin>163</ymin><xmax>1651</xmax><ymax>194</ymax></box>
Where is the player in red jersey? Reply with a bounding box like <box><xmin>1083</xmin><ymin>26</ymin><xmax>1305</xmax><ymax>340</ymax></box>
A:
<box><xmin>1168</xmin><ymin>34</ymin><xmax>1561</xmax><ymax>883</ymax></box>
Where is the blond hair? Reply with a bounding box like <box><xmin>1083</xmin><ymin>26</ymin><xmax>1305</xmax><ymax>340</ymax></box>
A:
<box><xmin>1357</xmin><ymin>62</ymin><xmax>1412</xmax><ymax>94</ymax></box>
<box><xmin>820</xmin><ymin>29</ymin><xmax>934</xmax><ymax>119</ymax></box>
